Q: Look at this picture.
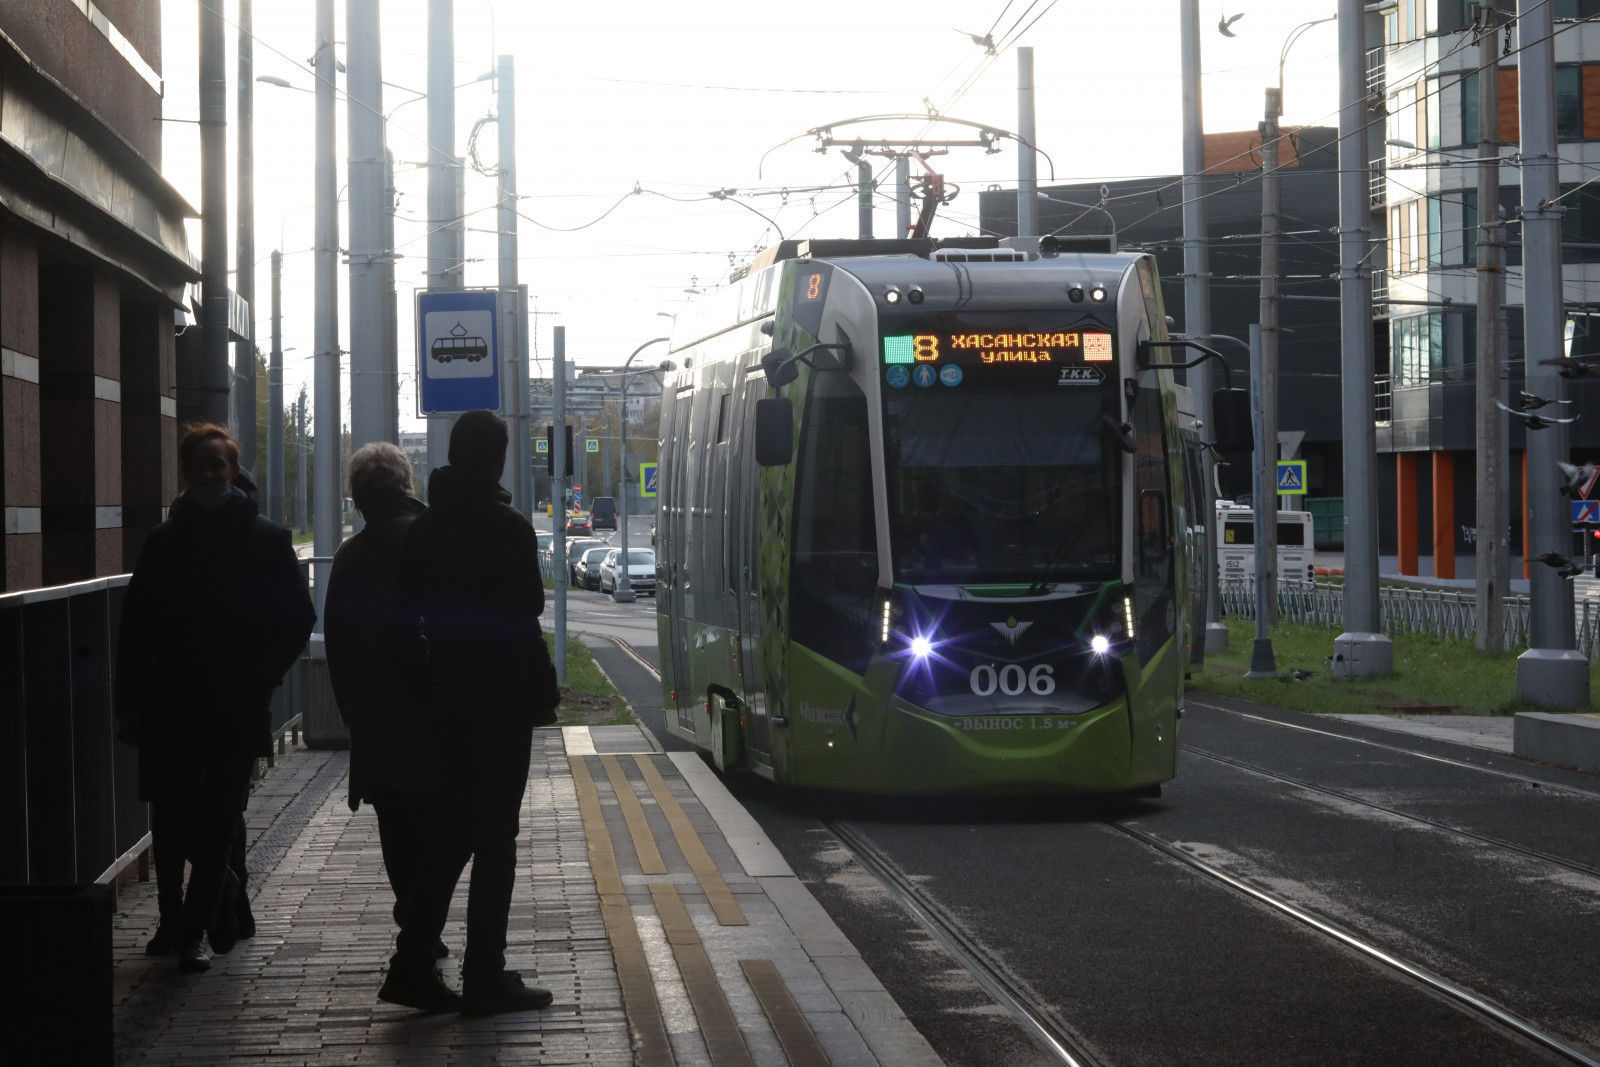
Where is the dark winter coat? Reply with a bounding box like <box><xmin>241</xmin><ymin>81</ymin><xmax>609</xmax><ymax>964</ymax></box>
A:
<box><xmin>324</xmin><ymin>488</ymin><xmax>433</xmax><ymax>807</ymax></box>
<box><xmin>399</xmin><ymin>466</ymin><xmax>560</xmax><ymax>730</ymax></box>
<box><xmin>115</xmin><ymin>488</ymin><xmax>316</xmax><ymax>803</ymax></box>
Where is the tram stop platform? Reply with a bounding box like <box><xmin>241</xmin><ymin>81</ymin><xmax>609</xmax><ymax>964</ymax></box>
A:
<box><xmin>110</xmin><ymin>725</ymin><xmax>938</xmax><ymax>1066</ymax></box>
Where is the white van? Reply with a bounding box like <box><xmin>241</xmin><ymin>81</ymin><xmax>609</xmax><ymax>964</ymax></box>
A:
<box><xmin>1216</xmin><ymin>501</ymin><xmax>1316</xmax><ymax>584</ymax></box>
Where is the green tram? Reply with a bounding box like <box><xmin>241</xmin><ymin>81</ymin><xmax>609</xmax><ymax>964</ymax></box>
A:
<box><xmin>655</xmin><ymin>237</ymin><xmax>1241</xmax><ymax>795</ymax></box>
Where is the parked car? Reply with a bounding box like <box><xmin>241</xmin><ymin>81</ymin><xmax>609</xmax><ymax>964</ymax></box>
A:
<box><xmin>564</xmin><ymin>538</ymin><xmax>610</xmax><ymax>584</ymax></box>
<box><xmin>565</xmin><ymin>513</ymin><xmax>593</xmax><ymax>537</ymax></box>
<box><xmin>576</xmin><ymin>546</ymin><xmax>612</xmax><ymax>590</ymax></box>
<box><xmin>600</xmin><ymin>547</ymin><xmax>657</xmax><ymax>596</ymax></box>
<box><xmin>589</xmin><ymin>496</ymin><xmax>617</xmax><ymax>530</ymax></box>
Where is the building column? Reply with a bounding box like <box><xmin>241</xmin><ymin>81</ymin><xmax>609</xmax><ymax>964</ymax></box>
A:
<box><xmin>1396</xmin><ymin>452</ymin><xmax>1419</xmax><ymax>576</ymax></box>
<box><xmin>1</xmin><ymin>226</ymin><xmax>42</xmax><ymax>591</ymax></box>
<box><xmin>120</xmin><ymin>299</ymin><xmax>176</xmax><ymax>569</ymax></box>
<box><xmin>1432</xmin><ymin>450</ymin><xmax>1454</xmax><ymax>580</ymax></box>
<box><xmin>1522</xmin><ymin>450</ymin><xmax>1530</xmax><ymax>580</ymax></box>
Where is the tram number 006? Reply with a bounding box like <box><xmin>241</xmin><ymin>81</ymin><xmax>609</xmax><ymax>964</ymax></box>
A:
<box><xmin>969</xmin><ymin>663</ymin><xmax>1056</xmax><ymax>696</ymax></box>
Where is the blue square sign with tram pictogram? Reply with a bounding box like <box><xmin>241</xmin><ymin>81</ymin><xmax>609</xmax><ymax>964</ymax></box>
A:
<box><xmin>418</xmin><ymin>289</ymin><xmax>500</xmax><ymax>414</ymax></box>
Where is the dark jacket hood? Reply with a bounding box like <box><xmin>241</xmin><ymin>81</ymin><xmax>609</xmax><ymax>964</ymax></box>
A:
<box><xmin>426</xmin><ymin>465</ymin><xmax>511</xmax><ymax>512</ymax></box>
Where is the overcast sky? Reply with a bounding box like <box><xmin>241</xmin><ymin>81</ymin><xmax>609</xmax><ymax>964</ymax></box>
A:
<box><xmin>159</xmin><ymin>1</ymin><xmax>1346</xmax><ymax>428</ymax></box>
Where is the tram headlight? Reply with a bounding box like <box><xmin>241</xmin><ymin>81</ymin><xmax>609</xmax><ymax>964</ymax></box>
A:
<box><xmin>1124</xmin><ymin>595</ymin><xmax>1136</xmax><ymax>641</ymax></box>
<box><xmin>1090</xmin><ymin>634</ymin><xmax>1112</xmax><ymax>657</ymax></box>
<box><xmin>883</xmin><ymin>286</ymin><xmax>902</xmax><ymax>305</ymax></box>
<box><xmin>1090</xmin><ymin>286</ymin><xmax>1108</xmax><ymax>303</ymax></box>
<box><xmin>909</xmin><ymin>635</ymin><xmax>934</xmax><ymax>660</ymax></box>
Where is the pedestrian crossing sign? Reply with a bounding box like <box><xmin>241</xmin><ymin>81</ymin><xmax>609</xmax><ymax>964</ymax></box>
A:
<box><xmin>1276</xmin><ymin>460</ymin><xmax>1307</xmax><ymax>495</ymax></box>
<box><xmin>639</xmin><ymin>462</ymin><xmax>658</xmax><ymax>498</ymax></box>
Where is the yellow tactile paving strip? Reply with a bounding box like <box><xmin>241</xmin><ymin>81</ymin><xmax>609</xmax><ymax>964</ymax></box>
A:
<box><xmin>569</xmin><ymin>755</ymin><xmax>674</xmax><ymax>1064</ymax></box>
<box><xmin>632</xmin><ymin>753</ymin><xmax>749</xmax><ymax>927</ymax></box>
<box><xmin>651</xmin><ymin>882</ymin><xmax>754</xmax><ymax>1066</ymax></box>
<box><xmin>572</xmin><ymin>747</ymin><xmax>827</xmax><ymax>1064</ymax></box>
<box><xmin>741</xmin><ymin>958</ymin><xmax>833</xmax><ymax>1067</ymax></box>
<box><xmin>599</xmin><ymin>753</ymin><xmax>668</xmax><ymax>875</ymax></box>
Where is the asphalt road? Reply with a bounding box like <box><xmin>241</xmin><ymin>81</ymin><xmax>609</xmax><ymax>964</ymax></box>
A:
<box><xmin>556</xmin><ymin>593</ymin><xmax>1600</xmax><ymax>1065</ymax></box>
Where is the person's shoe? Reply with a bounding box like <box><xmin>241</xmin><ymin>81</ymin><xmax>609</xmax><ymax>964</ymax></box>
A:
<box><xmin>461</xmin><ymin>971</ymin><xmax>553</xmax><ymax>1015</ymax></box>
<box><xmin>378</xmin><ymin>966</ymin><xmax>462</xmax><ymax>1013</ymax></box>
<box><xmin>434</xmin><ymin>939</ymin><xmax>449</xmax><ymax>960</ymax></box>
<box><xmin>145</xmin><ymin>924</ymin><xmax>180</xmax><ymax>957</ymax></box>
<box><xmin>234</xmin><ymin>890</ymin><xmax>256</xmax><ymax>941</ymax></box>
<box><xmin>209</xmin><ymin>910</ymin><xmax>238</xmax><ymax>954</ymax></box>
<box><xmin>177</xmin><ymin>939</ymin><xmax>212</xmax><ymax>973</ymax></box>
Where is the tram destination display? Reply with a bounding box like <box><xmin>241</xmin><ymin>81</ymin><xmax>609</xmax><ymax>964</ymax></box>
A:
<box><xmin>881</xmin><ymin>323</ymin><xmax>1115</xmax><ymax>388</ymax></box>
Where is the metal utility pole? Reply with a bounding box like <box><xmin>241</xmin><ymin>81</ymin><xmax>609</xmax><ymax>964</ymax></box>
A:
<box><xmin>425</xmin><ymin>0</ymin><xmax>457</xmax><ymax>481</ymax></box>
<box><xmin>1180</xmin><ymin>0</ymin><xmax>1225</xmax><ymax>654</ymax></box>
<box><xmin>1257</xmin><ymin>84</ymin><xmax>1282</xmax><ymax>625</ymax></box>
<box><xmin>1516</xmin><ymin>0</ymin><xmax>1589</xmax><ymax>705</ymax></box>
<box><xmin>615</xmin><ymin>338</ymin><xmax>669</xmax><ymax>603</ymax></box>
<box><xmin>312</xmin><ymin>0</ymin><xmax>341</xmax><ymax>620</ymax></box>
<box><xmin>193</xmin><ymin>0</ymin><xmax>230</xmax><ymax>427</ymax></box>
<box><xmin>552</xmin><ymin>325</ymin><xmax>569</xmax><ymax>683</ymax></box>
<box><xmin>235</xmin><ymin>0</ymin><xmax>257</xmax><ymax>471</ymax></box>
<box><xmin>347</xmin><ymin>0</ymin><xmax>387</xmax><ymax>460</ymax></box>
<box><xmin>1247</xmin><ymin>324</ymin><xmax>1278</xmax><ymax>677</ymax></box>
<box><xmin>1331</xmin><ymin>0</ymin><xmax>1392</xmax><ymax>678</ymax></box>
<box><xmin>295</xmin><ymin>386</ymin><xmax>308</xmax><ymax>532</ymax></box>
<box><xmin>1475</xmin><ymin>2</ymin><xmax>1507</xmax><ymax>652</ymax></box>
<box><xmin>381</xmin><ymin>149</ymin><xmax>401</xmax><ymax>444</ymax></box>
<box><xmin>496</xmin><ymin>55</ymin><xmax>531</xmax><ymax>517</ymax></box>
<box><xmin>1016</xmin><ymin>47</ymin><xmax>1037</xmax><ymax>237</ymax></box>
<box><xmin>854</xmin><ymin>149</ymin><xmax>874</xmax><ymax>238</ymax></box>
<box><xmin>268</xmin><ymin>249</ymin><xmax>284</xmax><ymax>525</ymax></box>
<box><xmin>895</xmin><ymin>156</ymin><xmax>912</xmax><ymax>237</ymax></box>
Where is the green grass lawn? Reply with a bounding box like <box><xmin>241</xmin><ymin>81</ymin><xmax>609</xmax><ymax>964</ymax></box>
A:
<box><xmin>1189</xmin><ymin>615</ymin><xmax>1600</xmax><ymax>716</ymax></box>
<box><xmin>549</xmin><ymin>633</ymin><xmax>634</xmax><ymax>727</ymax></box>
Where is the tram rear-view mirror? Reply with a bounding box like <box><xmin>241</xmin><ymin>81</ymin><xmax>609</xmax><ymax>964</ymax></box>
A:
<box><xmin>755</xmin><ymin>397</ymin><xmax>794</xmax><ymax>466</ymax></box>
<box><xmin>1212</xmin><ymin>388</ymin><xmax>1252</xmax><ymax>454</ymax></box>
<box><xmin>762</xmin><ymin>347</ymin><xmax>799</xmax><ymax>387</ymax></box>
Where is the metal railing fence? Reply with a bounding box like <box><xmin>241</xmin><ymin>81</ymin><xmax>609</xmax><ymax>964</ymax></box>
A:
<box><xmin>1218</xmin><ymin>577</ymin><xmax>1600</xmax><ymax>660</ymax></box>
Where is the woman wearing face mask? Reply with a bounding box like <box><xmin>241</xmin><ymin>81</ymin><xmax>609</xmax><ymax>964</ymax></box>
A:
<box><xmin>116</xmin><ymin>423</ymin><xmax>316</xmax><ymax>972</ymax></box>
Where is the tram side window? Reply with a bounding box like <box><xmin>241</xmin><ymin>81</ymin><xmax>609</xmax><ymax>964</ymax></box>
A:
<box><xmin>1133</xmin><ymin>384</ymin><xmax>1174</xmax><ymax>662</ymax></box>
<box><xmin>790</xmin><ymin>373</ymin><xmax>877</xmax><ymax>671</ymax></box>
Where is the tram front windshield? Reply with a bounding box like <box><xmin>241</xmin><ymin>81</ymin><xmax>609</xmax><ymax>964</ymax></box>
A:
<box><xmin>880</xmin><ymin>317</ymin><xmax>1121</xmax><ymax>587</ymax></box>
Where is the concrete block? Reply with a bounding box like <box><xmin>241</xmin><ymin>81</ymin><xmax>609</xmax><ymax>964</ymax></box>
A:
<box><xmin>1514</xmin><ymin>712</ymin><xmax>1600</xmax><ymax>774</ymax></box>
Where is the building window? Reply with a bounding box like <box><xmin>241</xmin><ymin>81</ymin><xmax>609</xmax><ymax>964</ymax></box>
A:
<box><xmin>1424</xmin><ymin>78</ymin><xmax>1441</xmax><ymax>149</ymax></box>
<box><xmin>1557</xmin><ymin>66</ymin><xmax>1583</xmax><ymax>139</ymax></box>
<box><xmin>1461</xmin><ymin>72</ymin><xmax>1478</xmax><ymax>147</ymax></box>
<box><xmin>1428</xmin><ymin>198</ymin><xmax>1443</xmax><ymax>267</ymax></box>
<box><xmin>1392</xmin><ymin>314</ymin><xmax>1443</xmax><ymax>388</ymax></box>
<box><xmin>1461</xmin><ymin>189</ymin><xmax>1478</xmax><ymax>265</ymax></box>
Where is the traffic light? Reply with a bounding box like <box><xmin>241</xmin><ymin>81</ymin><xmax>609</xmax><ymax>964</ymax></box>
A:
<box><xmin>545</xmin><ymin>424</ymin><xmax>574</xmax><ymax>475</ymax></box>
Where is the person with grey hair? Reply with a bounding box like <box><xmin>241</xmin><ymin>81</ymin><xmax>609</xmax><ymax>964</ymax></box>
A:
<box><xmin>323</xmin><ymin>442</ymin><xmax>452</xmax><ymax>1010</ymax></box>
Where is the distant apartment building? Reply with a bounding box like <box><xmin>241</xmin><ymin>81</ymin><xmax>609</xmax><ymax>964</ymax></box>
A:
<box><xmin>0</xmin><ymin>1</ymin><xmax>197</xmax><ymax>591</ymax></box>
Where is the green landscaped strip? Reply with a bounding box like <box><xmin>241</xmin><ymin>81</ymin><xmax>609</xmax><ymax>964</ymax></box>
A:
<box><xmin>1190</xmin><ymin>616</ymin><xmax>1600</xmax><ymax>716</ymax></box>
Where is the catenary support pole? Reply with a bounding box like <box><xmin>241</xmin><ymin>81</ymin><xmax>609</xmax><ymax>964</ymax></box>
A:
<box><xmin>381</xmin><ymin>149</ymin><xmax>400</xmax><ymax>444</ymax></box>
<box><xmin>425</xmin><ymin>0</ymin><xmax>456</xmax><ymax>482</ymax></box>
<box><xmin>1180</xmin><ymin>0</ymin><xmax>1225</xmax><ymax>654</ymax></box>
<box><xmin>1016</xmin><ymin>47</ymin><xmax>1037</xmax><ymax>238</ymax></box>
<box><xmin>312</xmin><ymin>0</ymin><xmax>341</xmax><ymax>623</ymax></box>
<box><xmin>268</xmin><ymin>250</ymin><xmax>284</xmax><ymax>525</ymax></box>
<box><xmin>552</xmin><ymin>326</ymin><xmax>568</xmax><ymax>684</ymax></box>
<box><xmin>496</xmin><ymin>55</ymin><xmax>528</xmax><ymax>517</ymax></box>
<box><xmin>1515</xmin><ymin>0</ymin><xmax>1589</xmax><ymax>705</ymax></box>
<box><xmin>235</xmin><ymin>0</ymin><xmax>256</xmax><ymax>472</ymax></box>
<box><xmin>857</xmin><ymin>153</ymin><xmax>873</xmax><ymax>239</ymax></box>
<box><xmin>1331</xmin><ymin>0</ymin><xmax>1392</xmax><ymax>677</ymax></box>
<box><xmin>1475</xmin><ymin>2</ymin><xmax>1507</xmax><ymax>652</ymax></box>
<box><xmin>295</xmin><ymin>387</ymin><xmax>307</xmax><ymax>532</ymax></box>
<box><xmin>346</xmin><ymin>0</ymin><xmax>386</xmax><ymax>470</ymax></box>
<box><xmin>1258</xmin><ymin>85</ymin><xmax>1281</xmax><ymax>624</ymax></box>
<box><xmin>192</xmin><ymin>0</ymin><xmax>230</xmax><ymax>427</ymax></box>
<box><xmin>895</xmin><ymin>156</ymin><xmax>911</xmax><ymax>237</ymax></box>
<box><xmin>1247</xmin><ymin>324</ymin><xmax>1278</xmax><ymax>678</ymax></box>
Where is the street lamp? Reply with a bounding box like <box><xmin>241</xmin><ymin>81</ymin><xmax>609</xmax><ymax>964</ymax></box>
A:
<box><xmin>613</xmin><ymin>337</ymin><xmax>671</xmax><ymax>602</ymax></box>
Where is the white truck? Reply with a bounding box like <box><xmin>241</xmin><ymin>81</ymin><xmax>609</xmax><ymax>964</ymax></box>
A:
<box><xmin>1216</xmin><ymin>501</ymin><xmax>1316</xmax><ymax>585</ymax></box>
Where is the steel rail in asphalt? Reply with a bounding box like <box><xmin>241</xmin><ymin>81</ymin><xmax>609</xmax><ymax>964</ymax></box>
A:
<box><xmin>1189</xmin><ymin>699</ymin><xmax>1600</xmax><ymax>800</ymax></box>
<box><xmin>827</xmin><ymin>819</ymin><xmax>1103</xmax><ymax>1067</ymax></box>
<box><xmin>1108</xmin><ymin>820</ymin><xmax>1600</xmax><ymax>1067</ymax></box>
<box><xmin>1186</xmin><ymin>745</ymin><xmax>1600</xmax><ymax>882</ymax></box>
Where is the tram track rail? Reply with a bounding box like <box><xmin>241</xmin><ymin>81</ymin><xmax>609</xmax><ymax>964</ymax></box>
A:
<box><xmin>1184</xmin><ymin>745</ymin><xmax>1600</xmax><ymax>882</ymax></box>
<box><xmin>826</xmin><ymin>818</ymin><xmax>1106</xmax><ymax>1067</ymax></box>
<box><xmin>1105</xmin><ymin>818</ymin><xmax>1600</xmax><ymax>1067</ymax></box>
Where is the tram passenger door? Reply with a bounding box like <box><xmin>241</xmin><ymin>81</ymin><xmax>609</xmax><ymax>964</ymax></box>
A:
<box><xmin>662</xmin><ymin>389</ymin><xmax>694</xmax><ymax>728</ymax></box>
<box><xmin>731</xmin><ymin>366</ymin><xmax>771</xmax><ymax>761</ymax></box>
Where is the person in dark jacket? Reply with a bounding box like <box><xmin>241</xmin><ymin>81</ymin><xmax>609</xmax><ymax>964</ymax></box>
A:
<box><xmin>322</xmin><ymin>442</ymin><xmax>452</xmax><ymax>1010</ymax></box>
<box><xmin>400</xmin><ymin>409</ymin><xmax>560</xmax><ymax>1015</ymax></box>
<box><xmin>116</xmin><ymin>423</ymin><xmax>315</xmax><ymax>972</ymax></box>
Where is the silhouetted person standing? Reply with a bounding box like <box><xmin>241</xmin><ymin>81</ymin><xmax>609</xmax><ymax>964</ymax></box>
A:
<box><xmin>324</xmin><ymin>442</ymin><xmax>453</xmax><ymax>1010</ymax></box>
<box><xmin>116</xmin><ymin>423</ymin><xmax>315</xmax><ymax>972</ymax></box>
<box><xmin>400</xmin><ymin>410</ymin><xmax>560</xmax><ymax>1013</ymax></box>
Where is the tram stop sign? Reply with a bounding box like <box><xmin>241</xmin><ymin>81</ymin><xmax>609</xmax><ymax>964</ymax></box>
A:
<box><xmin>417</xmin><ymin>289</ymin><xmax>500</xmax><ymax>414</ymax></box>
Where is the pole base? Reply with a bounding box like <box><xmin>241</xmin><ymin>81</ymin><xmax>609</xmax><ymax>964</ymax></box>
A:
<box><xmin>1330</xmin><ymin>631</ymin><xmax>1393</xmax><ymax>680</ymax></box>
<box><xmin>612</xmin><ymin>588</ymin><xmax>636</xmax><ymax>604</ymax></box>
<box><xmin>1204</xmin><ymin>622</ymin><xmax>1230</xmax><ymax>654</ymax></box>
<box><xmin>1244</xmin><ymin>637</ymin><xmax>1278</xmax><ymax>679</ymax></box>
<box><xmin>1515</xmin><ymin>647</ymin><xmax>1590</xmax><ymax>709</ymax></box>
